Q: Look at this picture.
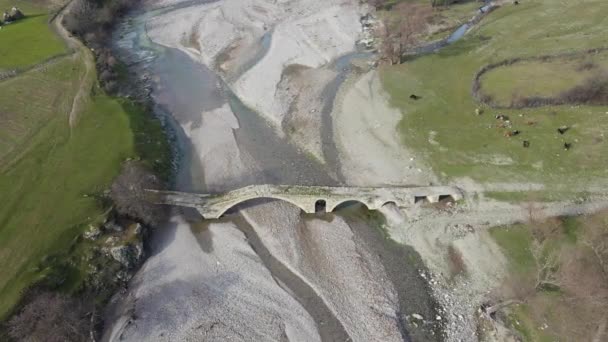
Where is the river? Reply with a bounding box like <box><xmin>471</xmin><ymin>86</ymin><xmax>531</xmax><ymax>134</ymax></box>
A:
<box><xmin>104</xmin><ymin>1</ymin><xmax>443</xmax><ymax>341</ymax></box>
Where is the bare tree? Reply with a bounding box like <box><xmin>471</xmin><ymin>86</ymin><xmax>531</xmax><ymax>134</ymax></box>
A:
<box><xmin>8</xmin><ymin>292</ymin><xmax>92</xmax><ymax>342</ymax></box>
<box><xmin>580</xmin><ymin>213</ymin><xmax>608</xmax><ymax>279</ymax></box>
<box><xmin>380</xmin><ymin>2</ymin><xmax>433</xmax><ymax>63</ymax></box>
<box><xmin>110</xmin><ymin>161</ymin><xmax>166</xmax><ymax>226</ymax></box>
<box><xmin>530</xmin><ymin>238</ymin><xmax>561</xmax><ymax>290</ymax></box>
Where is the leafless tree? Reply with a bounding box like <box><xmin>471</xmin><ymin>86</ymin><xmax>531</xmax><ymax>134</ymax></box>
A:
<box><xmin>8</xmin><ymin>292</ymin><xmax>92</xmax><ymax>342</ymax></box>
<box><xmin>383</xmin><ymin>2</ymin><xmax>433</xmax><ymax>63</ymax></box>
<box><xmin>580</xmin><ymin>213</ymin><xmax>608</xmax><ymax>279</ymax></box>
<box><xmin>110</xmin><ymin>161</ymin><xmax>166</xmax><ymax>226</ymax></box>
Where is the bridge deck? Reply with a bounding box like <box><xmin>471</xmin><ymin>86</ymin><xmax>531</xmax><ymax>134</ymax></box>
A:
<box><xmin>148</xmin><ymin>184</ymin><xmax>463</xmax><ymax>219</ymax></box>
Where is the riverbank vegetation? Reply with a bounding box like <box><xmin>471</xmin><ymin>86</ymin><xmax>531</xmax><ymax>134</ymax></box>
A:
<box><xmin>0</xmin><ymin>0</ymin><xmax>171</xmax><ymax>338</ymax></box>
<box><xmin>488</xmin><ymin>209</ymin><xmax>608</xmax><ymax>341</ymax></box>
<box><xmin>369</xmin><ymin>0</ymin><xmax>479</xmax><ymax>63</ymax></box>
<box><xmin>381</xmin><ymin>0</ymin><xmax>608</xmax><ymax>190</ymax></box>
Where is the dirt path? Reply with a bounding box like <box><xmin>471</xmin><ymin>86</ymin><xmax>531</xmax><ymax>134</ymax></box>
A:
<box><xmin>51</xmin><ymin>0</ymin><xmax>96</xmax><ymax>128</ymax></box>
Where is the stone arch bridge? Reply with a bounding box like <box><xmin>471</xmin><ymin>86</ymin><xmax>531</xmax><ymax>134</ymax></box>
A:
<box><xmin>147</xmin><ymin>184</ymin><xmax>464</xmax><ymax>219</ymax></box>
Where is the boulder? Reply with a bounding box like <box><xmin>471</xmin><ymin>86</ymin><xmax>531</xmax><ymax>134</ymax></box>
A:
<box><xmin>109</xmin><ymin>242</ymin><xmax>144</xmax><ymax>269</ymax></box>
<box><xmin>104</xmin><ymin>219</ymin><xmax>124</xmax><ymax>232</ymax></box>
<box><xmin>83</xmin><ymin>224</ymin><xmax>102</xmax><ymax>240</ymax></box>
<box><xmin>3</xmin><ymin>7</ymin><xmax>24</xmax><ymax>22</ymax></box>
<box><xmin>9</xmin><ymin>7</ymin><xmax>24</xmax><ymax>20</ymax></box>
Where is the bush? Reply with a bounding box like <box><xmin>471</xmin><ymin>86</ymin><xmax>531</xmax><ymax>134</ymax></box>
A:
<box><xmin>559</xmin><ymin>72</ymin><xmax>608</xmax><ymax>105</ymax></box>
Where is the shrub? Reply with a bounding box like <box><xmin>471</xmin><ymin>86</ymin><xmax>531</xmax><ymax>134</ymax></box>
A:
<box><xmin>559</xmin><ymin>72</ymin><xmax>608</xmax><ymax>105</ymax></box>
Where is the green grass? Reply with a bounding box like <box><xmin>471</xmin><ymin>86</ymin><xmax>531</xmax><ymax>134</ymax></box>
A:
<box><xmin>119</xmin><ymin>100</ymin><xmax>173</xmax><ymax>181</ymax></box>
<box><xmin>490</xmin><ymin>224</ymin><xmax>535</xmax><ymax>275</ymax></box>
<box><xmin>0</xmin><ymin>90</ymin><xmax>135</xmax><ymax>318</ymax></box>
<box><xmin>484</xmin><ymin>190</ymin><xmax>592</xmax><ymax>203</ymax></box>
<box><xmin>480</xmin><ymin>52</ymin><xmax>608</xmax><ymax>106</ymax></box>
<box><xmin>0</xmin><ymin>7</ymin><xmax>66</xmax><ymax>70</ymax></box>
<box><xmin>0</xmin><ymin>0</ymin><xmax>171</xmax><ymax>321</ymax></box>
<box><xmin>382</xmin><ymin>0</ymin><xmax>608</xmax><ymax>189</ymax></box>
<box><xmin>0</xmin><ymin>56</ymin><xmax>79</xmax><ymax>163</ymax></box>
<box><xmin>506</xmin><ymin>303</ymin><xmax>555</xmax><ymax>342</ymax></box>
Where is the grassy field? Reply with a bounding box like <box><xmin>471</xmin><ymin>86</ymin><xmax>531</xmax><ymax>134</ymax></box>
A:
<box><xmin>381</xmin><ymin>0</ymin><xmax>608</xmax><ymax>189</ymax></box>
<box><xmin>0</xmin><ymin>73</ymin><xmax>137</xmax><ymax>316</ymax></box>
<box><xmin>480</xmin><ymin>51</ymin><xmax>608</xmax><ymax>107</ymax></box>
<box><xmin>0</xmin><ymin>0</ymin><xmax>171</xmax><ymax>319</ymax></box>
<box><xmin>0</xmin><ymin>1</ymin><xmax>66</xmax><ymax>70</ymax></box>
<box><xmin>0</xmin><ymin>56</ymin><xmax>78</xmax><ymax>163</ymax></box>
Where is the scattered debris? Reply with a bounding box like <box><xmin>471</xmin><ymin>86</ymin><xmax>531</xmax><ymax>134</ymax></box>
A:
<box><xmin>410</xmin><ymin>94</ymin><xmax>422</xmax><ymax>100</ymax></box>
<box><xmin>523</xmin><ymin>140</ymin><xmax>530</xmax><ymax>148</ymax></box>
<box><xmin>557</xmin><ymin>126</ymin><xmax>569</xmax><ymax>134</ymax></box>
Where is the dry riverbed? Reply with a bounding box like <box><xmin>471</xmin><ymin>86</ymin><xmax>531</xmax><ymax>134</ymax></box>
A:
<box><xmin>102</xmin><ymin>0</ymin><xmax>608</xmax><ymax>341</ymax></box>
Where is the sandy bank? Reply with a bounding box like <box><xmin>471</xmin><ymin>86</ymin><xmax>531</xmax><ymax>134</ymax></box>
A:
<box><xmin>333</xmin><ymin>70</ymin><xmax>437</xmax><ymax>186</ymax></box>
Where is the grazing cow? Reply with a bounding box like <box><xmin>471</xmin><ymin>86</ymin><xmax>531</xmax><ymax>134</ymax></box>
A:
<box><xmin>564</xmin><ymin>142</ymin><xmax>572</xmax><ymax>150</ymax></box>
<box><xmin>410</xmin><ymin>94</ymin><xmax>422</xmax><ymax>100</ymax></box>
<box><xmin>523</xmin><ymin>140</ymin><xmax>530</xmax><ymax>148</ymax></box>
<box><xmin>557</xmin><ymin>126</ymin><xmax>569</xmax><ymax>135</ymax></box>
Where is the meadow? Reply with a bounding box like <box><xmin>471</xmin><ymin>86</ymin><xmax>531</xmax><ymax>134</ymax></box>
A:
<box><xmin>0</xmin><ymin>0</ymin><xmax>170</xmax><ymax>318</ymax></box>
<box><xmin>382</xmin><ymin>0</ymin><xmax>608</xmax><ymax>190</ymax></box>
<box><xmin>0</xmin><ymin>1</ymin><xmax>66</xmax><ymax>70</ymax></box>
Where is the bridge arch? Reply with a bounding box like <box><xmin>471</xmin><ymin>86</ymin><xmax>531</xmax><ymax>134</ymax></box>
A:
<box><xmin>213</xmin><ymin>196</ymin><xmax>312</xmax><ymax>218</ymax></box>
<box><xmin>328</xmin><ymin>199</ymin><xmax>372</xmax><ymax>212</ymax></box>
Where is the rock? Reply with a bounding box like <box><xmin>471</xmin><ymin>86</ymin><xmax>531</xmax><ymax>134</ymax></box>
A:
<box><xmin>84</xmin><ymin>225</ymin><xmax>102</xmax><ymax>240</ymax></box>
<box><xmin>104</xmin><ymin>220</ymin><xmax>124</xmax><ymax>232</ymax></box>
<box><xmin>116</xmin><ymin>270</ymin><xmax>132</xmax><ymax>282</ymax></box>
<box><xmin>110</xmin><ymin>242</ymin><xmax>144</xmax><ymax>269</ymax></box>
<box><xmin>10</xmin><ymin>7</ymin><xmax>24</xmax><ymax>20</ymax></box>
<box><xmin>3</xmin><ymin>7</ymin><xmax>23</xmax><ymax>23</ymax></box>
<box><xmin>412</xmin><ymin>314</ymin><xmax>424</xmax><ymax>320</ymax></box>
<box><xmin>105</xmin><ymin>236</ymin><xmax>119</xmax><ymax>245</ymax></box>
<box><xmin>133</xmin><ymin>223</ymin><xmax>143</xmax><ymax>236</ymax></box>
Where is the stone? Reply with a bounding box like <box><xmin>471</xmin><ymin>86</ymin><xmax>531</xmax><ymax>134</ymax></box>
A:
<box><xmin>412</xmin><ymin>314</ymin><xmax>424</xmax><ymax>320</ymax></box>
<box><xmin>104</xmin><ymin>220</ymin><xmax>124</xmax><ymax>232</ymax></box>
<box><xmin>133</xmin><ymin>223</ymin><xmax>143</xmax><ymax>236</ymax></box>
<box><xmin>110</xmin><ymin>242</ymin><xmax>144</xmax><ymax>269</ymax></box>
<box><xmin>84</xmin><ymin>225</ymin><xmax>102</xmax><ymax>240</ymax></box>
